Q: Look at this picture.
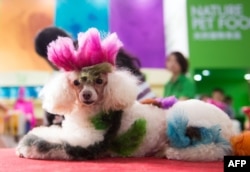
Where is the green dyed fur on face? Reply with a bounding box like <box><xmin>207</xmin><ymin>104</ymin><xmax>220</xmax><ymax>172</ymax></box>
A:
<box><xmin>110</xmin><ymin>118</ymin><xmax>147</xmax><ymax>157</ymax></box>
<box><xmin>91</xmin><ymin>111</ymin><xmax>119</xmax><ymax>130</ymax></box>
<box><xmin>80</xmin><ymin>63</ymin><xmax>112</xmax><ymax>84</ymax></box>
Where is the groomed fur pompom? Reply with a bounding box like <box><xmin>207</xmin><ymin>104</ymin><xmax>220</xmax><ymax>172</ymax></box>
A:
<box><xmin>102</xmin><ymin>32</ymin><xmax>123</xmax><ymax>66</ymax></box>
<box><xmin>102</xmin><ymin>70</ymin><xmax>138</xmax><ymax>111</ymax></box>
<box><xmin>48</xmin><ymin>37</ymin><xmax>77</xmax><ymax>71</ymax></box>
<box><xmin>35</xmin><ymin>27</ymin><xmax>71</xmax><ymax>58</ymax></box>
<box><xmin>77</xmin><ymin>28</ymin><xmax>103</xmax><ymax>67</ymax></box>
<box><xmin>39</xmin><ymin>72</ymin><xmax>77</xmax><ymax>115</ymax></box>
<box><xmin>47</xmin><ymin>28</ymin><xmax>123</xmax><ymax>71</ymax></box>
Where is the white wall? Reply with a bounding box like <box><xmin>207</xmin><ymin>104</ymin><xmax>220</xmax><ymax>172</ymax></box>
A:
<box><xmin>0</xmin><ymin>71</ymin><xmax>52</xmax><ymax>87</ymax></box>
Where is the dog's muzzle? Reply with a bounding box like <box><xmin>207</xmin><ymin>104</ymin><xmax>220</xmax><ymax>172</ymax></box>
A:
<box><xmin>81</xmin><ymin>90</ymin><xmax>96</xmax><ymax>105</ymax></box>
<box><xmin>83</xmin><ymin>91</ymin><xmax>93</xmax><ymax>104</ymax></box>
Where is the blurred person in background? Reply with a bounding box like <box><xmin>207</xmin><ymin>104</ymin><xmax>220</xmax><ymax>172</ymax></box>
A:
<box><xmin>211</xmin><ymin>88</ymin><xmax>225</xmax><ymax>102</ymax></box>
<box><xmin>224</xmin><ymin>95</ymin><xmax>235</xmax><ymax>119</ymax></box>
<box><xmin>163</xmin><ymin>52</ymin><xmax>195</xmax><ymax>100</ymax></box>
<box><xmin>207</xmin><ymin>88</ymin><xmax>235</xmax><ymax>119</ymax></box>
<box><xmin>208</xmin><ymin>88</ymin><xmax>227</xmax><ymax>112</ymax></box>
<box><xmin>116</xmin><ymin>49</ymin><xmax>156</xmax><ymax>101</ymax></box>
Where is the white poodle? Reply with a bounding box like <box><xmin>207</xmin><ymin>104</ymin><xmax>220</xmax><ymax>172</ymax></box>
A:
<box><xmin>16</xmin><ymin>28</ymin><xmax>167</xmax><ymax>160</ymax></box>
<box><xmin>16</xmin><ymin>28</ymin><xmax>235</xmax><ymax>161</ymax></box>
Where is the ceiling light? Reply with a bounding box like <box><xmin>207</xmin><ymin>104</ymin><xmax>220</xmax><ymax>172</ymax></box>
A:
<box><xmin>202</xmin><ymin>70</ymin><xmax>210</xmax><ymax>76</ymax></box>
<box><xmin>194</xmin><ymin>74</ymin><xmax>202</xmax><ymax>81</ymax></box>
<box><xmin>244</xmin><ymin>73</ymin><xmax>250</xmax><ymax>80</ymax></box>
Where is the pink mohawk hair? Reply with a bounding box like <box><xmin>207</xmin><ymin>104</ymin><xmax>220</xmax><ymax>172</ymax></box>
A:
<box><xmin>47</xmin><ymin>28</ymin><xmax>123</xmax><ymax>71</ymax></box>
<box><xmin>48</xmin><ymin>37</ymin><xmax>77</xmax><ymax>71</ymax></box>
<box><xmin>102</xmin><ymin>32</ymin><xmax>122</xmax><ymax>66</ymax></box>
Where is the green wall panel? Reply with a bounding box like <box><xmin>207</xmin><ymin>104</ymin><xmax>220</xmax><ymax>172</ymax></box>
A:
<box><xmin>187</xmin><ymin>0</ymin><xmax>250</xmax><ymax>69</ymax></box>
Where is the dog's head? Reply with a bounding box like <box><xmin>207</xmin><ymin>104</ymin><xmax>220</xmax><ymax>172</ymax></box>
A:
<box><xmin>40</xmin><ymin>28</ymin><xmax>138</xmax><ymax>115</ymax></box>
<box><xmin>72</xmin><ymin>62</ymin><xmax>112</xmax><ymax>107</ymax></box>
<box><xmin>40</xmin><ymin>62</ymin><xmax>138</xmax><ymax>115</ymax></box>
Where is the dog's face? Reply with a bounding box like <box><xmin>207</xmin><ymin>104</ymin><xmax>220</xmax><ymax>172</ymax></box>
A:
<box><xmin>71</xmin><ymin>72</ymin><xmax>108</xmax><ymax>106</ymax></box>
<box><xmin>71</xmin><ymin>63</ymin><xmax>112</xmax><ymax>107</ymax></box>
<box><xmin>41</xmin><ymin>63</ymin><xmax>139</xmax><ymax>115</ymax></box>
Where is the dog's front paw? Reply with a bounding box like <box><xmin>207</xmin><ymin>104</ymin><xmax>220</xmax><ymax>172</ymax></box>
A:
<box><xmin>16</xmin><ymin>134</ymin><xmax>40</xmax><ymax>159</ymax></box>
<box><xmin>16</xmin><ymin>144</ymin><xmax>30</xmax><ymax>158</ymax></box>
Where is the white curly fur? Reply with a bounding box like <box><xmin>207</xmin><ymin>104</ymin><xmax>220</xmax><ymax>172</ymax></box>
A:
<box><xmin>39</xmin><ymin>72</ymin><xmax>77</xmax><ymax>115</ymax></box>
<box><xmin>102</xmin><ymin>70</ymin><xmax>139</xmax><ymax>111</ymax></box>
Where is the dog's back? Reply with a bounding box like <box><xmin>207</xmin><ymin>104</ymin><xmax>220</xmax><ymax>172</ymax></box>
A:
<box><xmin>165</xmin><ymin>99</ymin><xmax>235</xmax><ymax>161</ymax></box>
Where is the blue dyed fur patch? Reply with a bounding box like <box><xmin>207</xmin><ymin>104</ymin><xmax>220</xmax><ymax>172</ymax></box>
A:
<box><xmin>166</xmin><ymin>113</ymin><xmax>230</xmax><ymax>149</ymax></box>
<box><xmin>167</xmin><ymin>114</ymin><xmax>191</xmax><ymax>148</ymax></box>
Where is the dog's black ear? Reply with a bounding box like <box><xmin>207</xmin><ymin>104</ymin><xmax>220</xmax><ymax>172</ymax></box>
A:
<box><xmin>34</xmin><ymin>27</ymin><xmax>72</xmax><ymax>58</ymax></box>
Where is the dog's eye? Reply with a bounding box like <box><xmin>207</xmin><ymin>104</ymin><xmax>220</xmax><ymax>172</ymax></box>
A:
<box><xmin>95</xmin><ymin>78</ymin><xmax>103</xmax><ymax>84</ymax></box>
<box><xmin>73</xmin><ymin>80</ymin><xmax>80</xmax><ymax>86</ymax></box>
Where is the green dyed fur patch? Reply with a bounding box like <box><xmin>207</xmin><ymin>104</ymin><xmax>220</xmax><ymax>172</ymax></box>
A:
<box><xmin>110</xmin><ymin>118</ymin><xmax>147</xmax><ymax>157</ymax></box>
<box><xmin>91</xmin><ymin>111</ymin><xmax>118</xmax><ymax>130</ymax></box>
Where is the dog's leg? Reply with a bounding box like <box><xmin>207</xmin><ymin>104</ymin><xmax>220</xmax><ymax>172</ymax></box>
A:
<box><xmin>16</xmin><ymin>126</ymin><xmax>72</xmax><ymax>160</ymax></box>
<box><xmin>165</xmin><ymin>142</ymin><xmax>232</xmax><ymax>161</ymax></box>
<box><xmin>16</xmin><ymin>125</ymin><xmax>103</xmax><ymax>160</ymax></box>
<box><xmin>16</xmin><ymin>110</ymin><xmax>123</xmax><ymax>160</ymax></box>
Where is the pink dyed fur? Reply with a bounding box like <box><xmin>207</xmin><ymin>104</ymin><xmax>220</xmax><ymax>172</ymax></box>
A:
<box><xmin>47</xmin><ymin>28</ymin><xmax>123</xmax><ymax>71</ymax></box>
<box><xmin>77</xmin><ymin>28</ymin><xmax>103</xmax><ymax>67</ymax></box>
<box><xmin>102</xmin><ymin>33</ymin><xmax>122</xmax><ymax>66</ymax></box>
<box><xmin>48</xmin><ymin>37</ymin><xmax>77</xmax><ymax>71</ymax></box>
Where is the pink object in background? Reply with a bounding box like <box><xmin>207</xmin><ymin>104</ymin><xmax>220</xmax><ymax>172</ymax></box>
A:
<box><xmin>242</xmin><ymin>106</ymin><xmax>250</xmax><ymax>117</ymax></box>
<box><xmin>13</xmin><ymin>87</ymin><xmax>36</xmax><ymax>129</ymax></box>
<box><xmin>206</xmin><ymin>98</ymin><xmax>227</xmax><ymax>111</ymax></box>
<box><xmin>242</xmin><ymin>106</ymin><xmax>250</xmax><ymax>129</ymax></box>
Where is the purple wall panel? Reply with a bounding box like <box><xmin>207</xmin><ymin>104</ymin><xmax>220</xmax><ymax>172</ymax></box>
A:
<box><xmin>110</xmin><ymin>0</ymin><xmax>166</xmax><ymax>68</ymax></box>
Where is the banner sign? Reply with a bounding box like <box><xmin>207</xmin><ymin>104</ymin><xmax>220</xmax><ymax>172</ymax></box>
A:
<box><xmin>187</xmin><ymin>0</ymin><xmax>250</xmax><ymax>69</ymax></box>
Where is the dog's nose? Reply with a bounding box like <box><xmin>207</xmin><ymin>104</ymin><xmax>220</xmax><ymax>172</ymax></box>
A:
<box><xmin>83</xmin><ymin>91</ymin><xmax>92</xmax><ymax>100</ymax></box>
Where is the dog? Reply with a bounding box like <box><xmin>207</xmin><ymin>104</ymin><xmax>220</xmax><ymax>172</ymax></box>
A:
<box><xmin>16</xmin><ymin>28</ymin><xmax>235</xmax><ymax>161</ymax></box>
<box><xmin>16</xmin><ymin>28</ymin><xmax>167</xmax><ymax>160</ymax></box>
